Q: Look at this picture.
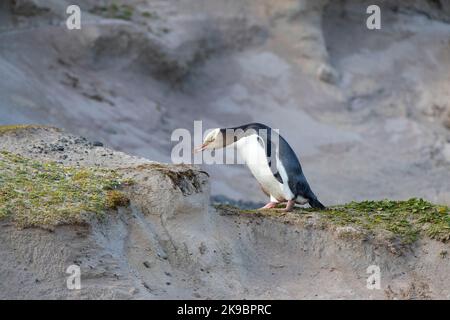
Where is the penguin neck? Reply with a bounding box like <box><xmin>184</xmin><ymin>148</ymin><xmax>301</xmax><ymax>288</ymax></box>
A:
<box><xmin>221</xmin><ymin>127</ymin><xmax>250</xmax><ymax>148</ymax></box>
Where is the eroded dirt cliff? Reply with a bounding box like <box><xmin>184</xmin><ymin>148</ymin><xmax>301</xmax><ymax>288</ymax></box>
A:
<box><xmin>1</xmin><ymin>126</ymin><xmax>449</xmax><ymax>299</ymax></box>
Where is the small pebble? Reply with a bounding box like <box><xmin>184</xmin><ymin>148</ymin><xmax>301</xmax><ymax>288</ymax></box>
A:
<box><xmin>92</xmin><ymin>141</ymin><xmax>104</xmax><ymax>147</ymax></box>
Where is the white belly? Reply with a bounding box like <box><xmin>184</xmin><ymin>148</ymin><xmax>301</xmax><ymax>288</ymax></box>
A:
<box><xmin>236</xmin><ymin>135</ymin><xmax>289</xmax><ymax>202</ymax></box>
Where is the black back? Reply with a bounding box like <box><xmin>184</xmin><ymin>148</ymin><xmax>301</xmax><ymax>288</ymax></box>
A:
<box><xmin>223</xmin><ymin>123</ymin><xmax>318</xmax><ymax>201</ymax></box>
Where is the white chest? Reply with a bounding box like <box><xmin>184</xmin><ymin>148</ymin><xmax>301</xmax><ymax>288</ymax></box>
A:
<box><xmin>236</xmin><ymin>135</ymin><xmax>290</xmax><ymax>201</ymax></box>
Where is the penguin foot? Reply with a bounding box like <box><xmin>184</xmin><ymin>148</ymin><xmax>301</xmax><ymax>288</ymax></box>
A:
<box><xmin>260</xmin><ymin>202</ymin><xmax>278</xmax><ymax>209</ymax></box>
<box><xmin>283</xmin><ymin>200</ymin><xmax>295</xmax><ymax>212</ymax></box>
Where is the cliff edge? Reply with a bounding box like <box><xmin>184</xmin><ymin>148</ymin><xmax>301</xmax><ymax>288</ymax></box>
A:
<box><xmin>0</xmin><ymin>125</ymin><xmax>449</xmax><ymax>299</ymax></box>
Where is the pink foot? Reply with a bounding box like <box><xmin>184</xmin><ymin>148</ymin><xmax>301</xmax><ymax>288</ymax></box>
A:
<box><xmin>260</xmin><ymin>202</ymin><xmax>278</xmax><ymax>209</ymax></box>
<box><xmin>283</xmin><ymin>200</ymin><xmax>295</xmax><ymax>212</ymax></box>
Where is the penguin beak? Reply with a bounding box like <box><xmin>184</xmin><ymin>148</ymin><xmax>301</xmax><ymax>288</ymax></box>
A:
<box><xmin>193</xmin><ymin>143</ymin><xmax>208</xmax><ymax>153</ymax></box>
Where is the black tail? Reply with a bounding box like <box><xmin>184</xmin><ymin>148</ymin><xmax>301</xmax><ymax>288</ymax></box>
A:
<box><xmin>308</xmin><ymin>197</ymin><xmax>326</xmax><ymax>210</ymax></box>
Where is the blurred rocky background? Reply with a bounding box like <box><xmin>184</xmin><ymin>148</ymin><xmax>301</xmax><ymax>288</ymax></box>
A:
<box><xmin>1</xmin><ymin>0</ymin><xmax>450</xmax><ymax>206</ymax></box>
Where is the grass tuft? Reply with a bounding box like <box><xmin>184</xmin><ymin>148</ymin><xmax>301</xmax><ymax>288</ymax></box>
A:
<box><xmin>106</xmin><ymin>190</ymin><xmax>130</xmax><ymax>209</ymax></box>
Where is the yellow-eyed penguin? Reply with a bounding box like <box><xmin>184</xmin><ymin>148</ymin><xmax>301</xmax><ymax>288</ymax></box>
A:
<box><xmin>194</xmin><ymin>123</ymin><xmax>325</xmax><ymax>211</ymax></box>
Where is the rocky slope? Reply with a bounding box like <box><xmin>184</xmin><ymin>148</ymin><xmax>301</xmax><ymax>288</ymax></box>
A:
<box><xmin>1</xmin><ymin>126</ymin><xmax>449</xmax><ymax>299</ymax></box>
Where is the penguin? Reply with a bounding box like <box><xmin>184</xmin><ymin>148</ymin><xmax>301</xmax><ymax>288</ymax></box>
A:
<box><xmin>194</xmin><ymin>123</ymin><xmax>325</xmax><ymax>211</ymax></box>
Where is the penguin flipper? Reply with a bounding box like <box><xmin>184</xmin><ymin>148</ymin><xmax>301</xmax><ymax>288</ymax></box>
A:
<box><xmin>266</xmin><ymin>160</ymin><xmax>283</xmax><ymax>184</ymax></box>
<box><xmin>267</xmin><ymin>138</ymin><xmax>283</xmax><ymax>184</ymax></box>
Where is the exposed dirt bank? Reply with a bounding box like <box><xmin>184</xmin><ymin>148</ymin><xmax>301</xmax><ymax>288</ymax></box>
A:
<box><xmin>0</xmin><ymin>126</ymin><xmax>449</xmax><ymax>299</ymax></box>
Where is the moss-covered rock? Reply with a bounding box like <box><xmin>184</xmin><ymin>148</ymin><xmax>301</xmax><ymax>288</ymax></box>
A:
<box><xmin>0</xmin><ymin>150</ymin><xmax>131</xmax><ymax>228</ymax></box>
<box><xmin>215</xmin><ymin>198</ymin><xmax>450</xmax><ymax>244</ymax></box>
<box><xmin>325</xmin><ymin>199</ymin><xmax>450</xmax><ymax>243</ymax></box>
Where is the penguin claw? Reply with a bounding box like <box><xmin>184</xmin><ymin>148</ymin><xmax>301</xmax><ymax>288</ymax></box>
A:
<box><xmin>283</xmin><ymin>200</ymin><xmax>295</xmax><ymax>212</ymax></box>
<box><xmin>260</xmin><ymin>202</ymin><xmax>278</xmax><ymax>209</ymax></box>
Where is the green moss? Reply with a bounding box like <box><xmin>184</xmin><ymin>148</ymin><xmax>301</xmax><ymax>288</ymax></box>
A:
<box><xmin>0</xmin><ymin>125</ymin><xmax>54</xmax><ymax>135</ymax></box>
<box><xmin>90</xmin><ymin>3</ymin><xmax>134</xmax><ymax>20</ymax></box>
<box><xmin>106</xmin><ymin>190</ymin><xmax>130</xmax><ymax>209</ymax></box>
<box><xmin>141</xmin><ymin>11</ymin><xmax>158</xmax><ymax>19</ymax></box>
<box><xmin>324</xmin><ymin>199</ymin><xmax>450</xmax><ymax>243</ymax></box>
<box><xmin>215</xmin><ymin>198</ymin><xmax>450</xmax><ymax>244</ymax></box>
<box><xmin>0</xmin><ymin>151</ymin><xmax>131</xmax><ymax>228</ymax></box>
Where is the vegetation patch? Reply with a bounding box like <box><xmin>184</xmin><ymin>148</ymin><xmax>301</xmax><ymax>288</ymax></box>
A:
<box><xmin>106</xmin><ymin>190</ymin><xmax>130</xmax><ymax>209</ymax></box>
<box><xmin>141</xmin><ymin>11</ymin><xmax>159</xmax><ymax>19</ymax></box>
<box><xmin>0</xmin><ymin>125</ymin><xmax>56</xmax><ymax>136</ymax></box>
<box><xmin>135</xmin><ymin>163</ymin><xmax>206</xmax><ymax>195</ymax></box>
<box><xmin>0</xmin><ymin>151</ymin><xmax>131</xmax><ymax>228</ymax></box>
<box><xmin>325</xmin><ymin>199</ymin><xmax>450</xmax><ymax>243</ymax></box>
<box><xmin>90</xmin><ymin>3</ymin><xmax>134</xmax><ymax>21</ymax></box>
<box><xmin>216</xmin><ymin>198</ymin><xmax>450</xmax><ymax>244</ymax></box>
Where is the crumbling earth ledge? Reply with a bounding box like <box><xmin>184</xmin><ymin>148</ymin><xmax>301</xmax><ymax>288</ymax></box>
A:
<box><xmin>0</xmin><ymin>125</ymin><xmax>449</xmax><ymax>299</ymax></box>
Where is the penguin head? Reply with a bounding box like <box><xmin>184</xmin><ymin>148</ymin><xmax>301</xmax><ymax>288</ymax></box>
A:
<box><xmin>194</xmin><ymin>128</ymin><xmax>222</xmax><ymax>153</ymax></box>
